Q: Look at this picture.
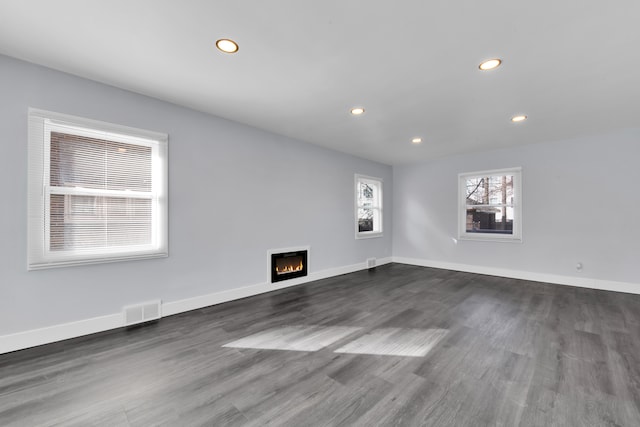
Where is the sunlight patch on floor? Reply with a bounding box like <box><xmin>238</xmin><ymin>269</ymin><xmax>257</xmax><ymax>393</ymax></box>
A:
<box><xmin>334</xmin><ymin>328</ymin><xmax>449</xmax><ymax>357</ymax></box>
<box><xmin>223</xmin><ymin>325</ymin><xmax>362</xmax><ymax>352</ymax></box>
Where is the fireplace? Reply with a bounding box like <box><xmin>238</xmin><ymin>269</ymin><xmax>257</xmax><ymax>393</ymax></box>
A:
<box><xmin>270</xmin><ymin>249</ymin><xmax>308</xmax><ymax>283</ymax></box>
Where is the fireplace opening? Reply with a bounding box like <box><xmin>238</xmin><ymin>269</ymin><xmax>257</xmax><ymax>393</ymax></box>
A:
<box><xmin>271</xmin><ymin>250</ymin><xmax>308</xmax><ymax>283</ymax></box>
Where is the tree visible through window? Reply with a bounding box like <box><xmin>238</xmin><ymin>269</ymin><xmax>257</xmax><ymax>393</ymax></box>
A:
<box><xmin>355</xmin><ymin>175</ymin><xmax>382</xmax><ymax>238</ymax></box>
<box><xmin>459</xmin><ymin>168</ymin><xmax>521</xmax><ymax>241</ymax></box>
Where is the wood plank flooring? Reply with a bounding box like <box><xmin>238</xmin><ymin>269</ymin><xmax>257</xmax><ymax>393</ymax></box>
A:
<box><xmin>2</xmin><ymin>264</ymin><xmax>640</xmax><ymax>426</ymax></box>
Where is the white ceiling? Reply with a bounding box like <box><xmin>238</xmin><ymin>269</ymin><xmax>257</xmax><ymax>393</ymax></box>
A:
<box><xmin>1</xmin><ymin>1</ymin><xmax>639</xmax><ymax>165</ymax></box>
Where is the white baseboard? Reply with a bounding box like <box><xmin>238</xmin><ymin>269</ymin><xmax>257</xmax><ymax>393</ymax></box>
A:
<box><xmin>0</xmin><ymin>313</ymin><xmax>123</xmax><ymax>356</ymax></box>
<box><xmin>3</xmin><ymin>255</ymin><xmax>632</xmax><ymax>355</ymax></box>
<box><xmin>163</xmin><ymin>257</ymin><xmax>391</xmax><ymax>316</ymax></box>
<box><xmin>0</xmin><ymin>257</ymin><xmax>392</xmax><ymax>355</ymax></box>
<box><xmin>392</xmin><ymin>256</ymin><xmax>640</xmax><ymax>295</ymax></box>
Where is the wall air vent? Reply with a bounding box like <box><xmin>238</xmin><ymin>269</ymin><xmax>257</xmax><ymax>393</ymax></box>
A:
<box><xmin>367</xmin><ymin>258</ymin><xmax>376</xmax><ymax>268</ymax></box>
<box><xmin>123</xmin><ymin>300</ymin><xmax>162</xmax><ymax>326</ymax></box>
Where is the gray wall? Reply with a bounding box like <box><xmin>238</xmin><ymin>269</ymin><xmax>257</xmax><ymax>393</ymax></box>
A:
<box><xmin>0</xmin><ymin>55</ymin><xmax>392</xmax><ymax>335</ymax></box>
<box><xmin>393</xmin><ymin>129</ymin><xmax>640</xmax><ymax>285</ymax></box>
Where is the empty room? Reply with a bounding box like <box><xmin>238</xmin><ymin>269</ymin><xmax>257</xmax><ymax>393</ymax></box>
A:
<box><xmin>1</xmin><ymin>1</ymin><xmax>639</xmax><ymax>426</ymax></box>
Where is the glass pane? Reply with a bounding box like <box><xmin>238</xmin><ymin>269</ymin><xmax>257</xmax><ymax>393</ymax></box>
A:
<box><xmin>50</xmin><ymin>194</ymin><xmax>152</xmax><ymax>251</ymax></box>
<box><xmin>465</xmin><ymin>206</ymin><xmax>513</xmax><ymax>234</ymax></box>
<box><xmin>50</xmin><ymin>132</ymin><xmax>152</xmax><ymax>191</ymax></box>
<box><xmin>357</xmin><ymin>181</ymin><xmax>377</xmax><ymax>207</ymax></box>
<box><xmin>466</xmin><ymin>174</ymin><xmax>514</xmax><ymax>205</ymax></box>
<box><xmin>358</xmin><ymin>208</ymin><xmax>374</xmax><ymax>232</ymax></box>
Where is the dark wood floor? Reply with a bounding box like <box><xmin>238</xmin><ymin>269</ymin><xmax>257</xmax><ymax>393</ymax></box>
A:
<box><xmin>2</xmin><ymin>264</ymin><xmax>640</xmax><ymax>426</ymax></box>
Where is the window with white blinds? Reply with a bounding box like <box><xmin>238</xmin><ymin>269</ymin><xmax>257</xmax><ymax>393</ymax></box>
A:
<box><xmin>28</xmin><ymin>109</ymin><xmax>168</xmax><ymax>269</ymax></box>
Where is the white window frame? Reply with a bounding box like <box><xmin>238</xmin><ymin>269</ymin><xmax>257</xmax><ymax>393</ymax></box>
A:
<box><xmin>27</xmin><ymin>108</ymin><xmax>169</xmax><ymax>270</ymax></box>
<box><xmin>355</xmin><ymin>174</ymin><xmax>383</xmax><ymax>239</ymax></box>
<box><xmin>458</xmin><ymin>167</ymin><xmax>522</xmax><ymax>242</ymax></box>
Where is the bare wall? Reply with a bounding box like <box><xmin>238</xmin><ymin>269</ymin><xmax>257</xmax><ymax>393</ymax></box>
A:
<box><xmin>392</xmin><ymin>130</ymin><xmax>640</xmax><ymax>286</ymax></box>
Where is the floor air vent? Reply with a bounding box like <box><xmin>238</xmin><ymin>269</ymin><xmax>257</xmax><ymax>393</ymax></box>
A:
<box><xmin>123</xmin><ymin>300</ymin><xmax>162</xmax><ymax>326</ymax></box>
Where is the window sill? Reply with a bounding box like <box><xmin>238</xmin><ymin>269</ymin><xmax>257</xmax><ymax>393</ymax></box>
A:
<box><xmin>458</xmin><ymin>234</ymin><xmax>522</xmax><ymax>243</ymax></box>
<box><xmin>28</xmin><ymin>251</ymin><xmax>168</xmax><ymax>271</ymax></box>
<box><xmin>356</xmin><ymin>232</ymin><xmax>383</xmax><ymax>240</ymax></box>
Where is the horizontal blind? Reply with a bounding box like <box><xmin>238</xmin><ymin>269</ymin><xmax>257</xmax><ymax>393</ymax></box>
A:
<box><xmin>48</xmin><ymin>130</ymin><xmax>153</xmax><ymax>253</ymax></box>
<box><xmin>50</xmin><ymin>132</ymin><xmax>152</xmax><ymax>192</ymax></box>
<box><xmin>28</xmin><ymin>109</ymin><xmax>168</xmax><ymax>269</ymax></box>
<box><xmin>49</xmin><ymin>195</ymin><xmax>153</xmax><ymax>251</ymax></box>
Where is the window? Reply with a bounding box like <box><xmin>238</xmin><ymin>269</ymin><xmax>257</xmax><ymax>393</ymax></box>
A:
<box><xmin>459</xmin><ymin>167</ymin><xmax>522</xmax><ymax>242</ymax></box>
<box><xmin>355</xmin><ymin>175</ymin><xmax>383</xmax><ymax>238</ymax></box>
<box><xmin>27</xmin><ymin>109</ymin><xmax>168</xmax><ymax>269</ymax></box>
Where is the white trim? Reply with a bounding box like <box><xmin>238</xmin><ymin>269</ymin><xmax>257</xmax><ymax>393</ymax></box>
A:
<box><xmin>30</xmin><ymin>108</ymin><xmax>168</xmax><ymax>142</ymax></box>
<box><xmin>0</xmin><ymin>313</ymin><xmax>123</xmax><ymax>355</ymax></box>
<box><xmin>0</xmin><ymin>257</ymin><xmax>392</xmax><ymax>355</ymax></box>
<box><xmin>392</xmin><ymin>256</ymin><xmax>640</xmax><ymax>295</ymax></box>
<box><xmin>27</xmin><ymin>108</ymin><xmax>169</xmax><ymax>270</ymax></box>
<box><xmin>164</xmin><ymin>257</ymin><xmax>392</xmax><ymax>317</ymax></box>
<box><xmin>355</xmin><ymin>232</ymin><xmax>383</xmax><ymax>240</ymax></box>
<box><xmin>27</xmin><ymin>252</ymin><xmax>168</xmax><ymax>271</ymax></box>
<box><xmin>6</xmin><ymin>255</ymin><xmax>636</xmax><ymax>355</ymax></box>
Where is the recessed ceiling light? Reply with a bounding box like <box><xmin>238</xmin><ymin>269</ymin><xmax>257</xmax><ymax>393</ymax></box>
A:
<box><xmin>216</xmin><ymin>39</ymin><xmax>239</xmax><ymax>54</ymax></box>
<box><xmin>411</xmin><ymin>137</ymin><xmax>422</xmax><ymax>144</ymax></box>
<box><xmin>511</xmin><ymin>115</ymin><xmax>527</xmax><ymax>122</ymax></box>
<box><xmin>350</xmin><ymin>107</ymin><xmax>365</xmax><ymax>115</ymax></box>
<box><xmin>479</xmin><ymin>58</ymin><xmax>502</xmax><ymax>71</ymax></box>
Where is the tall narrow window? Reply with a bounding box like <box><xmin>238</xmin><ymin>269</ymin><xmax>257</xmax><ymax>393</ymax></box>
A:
<box><xmin>28</xmin><ymin>109</ymin><xmax>168</xmax><ymax>269</ymax></box>
<box><xmin>355</xmin><ymin>175</ymin><xmax>383</xmax><ymax>238</ymax></box>
<box><xmin>459</xmin><ymin>167</ymin><xmax>522</xmax><ymax>242</ymax></box>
